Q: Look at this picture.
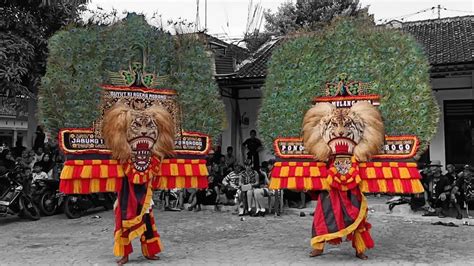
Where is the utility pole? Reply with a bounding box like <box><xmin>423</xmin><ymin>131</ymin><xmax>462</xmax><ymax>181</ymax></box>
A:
<box><xmin>195</xmin><ymin>0</ymin><xmax>200</xmax><ymax>31</ymax></box>
<box><xmin>205</xmin><ymin>0</ymin><xmax>207</xmax><ymax>31</ymax></box>
<box><xmin>437</xmin><ymin>4</ymin><xmax>441</xmax><ymax>19</ymax></box>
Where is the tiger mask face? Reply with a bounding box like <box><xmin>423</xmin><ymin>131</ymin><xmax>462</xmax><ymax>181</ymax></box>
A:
<box><xmin>302</xmin><ymin>101</ymin><xmax>384</xmax><ymax>162</ymax></box>
<box><xmin>102</xmin><ymin>103</ymin><xmax>174</xmax><ymax>171</ymax></box>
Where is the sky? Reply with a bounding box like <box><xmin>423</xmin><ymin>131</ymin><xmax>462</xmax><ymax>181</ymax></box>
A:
<box><xmin>85</xmin><ymin>0</ymin><xmax>474</xmax><ymax>41</ymax></box>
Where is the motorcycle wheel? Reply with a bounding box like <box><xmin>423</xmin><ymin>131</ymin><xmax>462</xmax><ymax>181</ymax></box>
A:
<box><xmin>64</xmin><ymin>195</ymin><xmax>84</xmax><ymax>219</ymax></box>
<box><xmin>19</xmin><ymin>196</ymin><xmax>41</xmax><ymax>221</ymax></box>
<box><xmin>39</xmin><ymin>191</ymin><xmax>58</xmax><ymax>216</ymax></box>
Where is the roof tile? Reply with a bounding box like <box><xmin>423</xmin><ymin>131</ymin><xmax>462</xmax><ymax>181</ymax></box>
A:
<box><xmin>219</xmin><ymin>16</ymin><xmax>473</xmax><ymax>80</ymax></box>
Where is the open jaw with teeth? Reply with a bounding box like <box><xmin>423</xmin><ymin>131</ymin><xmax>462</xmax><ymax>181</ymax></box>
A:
<box><xmin>129</xmin><ymin>137</ymin><xmax>155</xmax><ymax>172</ymax></box>
<box><xmin>328</xmin><ymin>137</ymin><xmax>356</xmax><ymax>155</ymax></box>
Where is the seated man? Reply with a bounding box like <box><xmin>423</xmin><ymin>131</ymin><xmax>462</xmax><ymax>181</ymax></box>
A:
<box><xmin>208</xmin><ymin>162</ymin><xmax>224</xmax><ymax>210</ymax></box>
<box><xmin>430</xmin><ymin>163</ymin><xmax>451</xmax><ymax>218</ymax></box>
<box><xmin>222</xmin><ymin>165</ymin><xmax>243</xmax><ymax>212</ymax></box>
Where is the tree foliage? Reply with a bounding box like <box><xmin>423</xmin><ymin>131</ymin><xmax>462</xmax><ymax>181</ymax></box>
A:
<box><xmin>258</xmin><ymin>17</ymin><xmax>440</xmax><ymax>157</ymax></box>
<box><xmin>0</xmin><ymin>0</ymin><xmax>88</xmax><ymax>97</ymax></box>
<box><xmin>39</xmin><ymin>14</ymin><xmax>225</xmax><ymax>140</ymax></box>
<box><xmin>243</xmin><ymin>0</ymin><xmax>368</xmax><ymax>52</ymax></box>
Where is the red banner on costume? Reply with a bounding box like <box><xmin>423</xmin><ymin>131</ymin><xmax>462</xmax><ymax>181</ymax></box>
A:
<box><xmin>268</xmin><ymin>161</ymin><xmax>423</xmax><ymax>194</ymax></box>
<box><xmin>59</xmin><ymin>158</ymin><xmax>208</xmax><ymax>194</ymax></box>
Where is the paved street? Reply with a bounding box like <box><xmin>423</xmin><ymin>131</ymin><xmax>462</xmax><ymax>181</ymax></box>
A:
<box><xmin>1</xmin><ymin>198</ymin><xmax>474</xmax><ymax>265</ymax></box>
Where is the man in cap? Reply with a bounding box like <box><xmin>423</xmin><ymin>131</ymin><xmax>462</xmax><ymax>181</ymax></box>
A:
<box><xmin>429</xmin><ymin>160</ymin><xmax>452</xmax><ymax>218</ymax></box>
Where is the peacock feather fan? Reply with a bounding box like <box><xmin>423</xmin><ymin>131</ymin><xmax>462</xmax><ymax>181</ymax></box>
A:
<box><xmin>257</xmin><ymin>17</ymin><xmax>440</xmax><ymax>158</ymax></box>
<box><xmin>39</xmin><ymin>13</ymin><xmax>225</xmax><ymax>141</ymax></box>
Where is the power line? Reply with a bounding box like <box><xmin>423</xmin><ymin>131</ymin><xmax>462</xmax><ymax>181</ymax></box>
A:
<box><xmin>376</xmin><ymin>7</ymin><xmax>434</xmax><ymax>23</ymax></box>
<box><xmin>377</xmin><ymin>5</ymin><xmax>474</xmax><ymax>24</ymax></box>
<box><xmin>443</xmin><ymin>8</ymin><xmax>474</xmax><ymax>14</ymax></box>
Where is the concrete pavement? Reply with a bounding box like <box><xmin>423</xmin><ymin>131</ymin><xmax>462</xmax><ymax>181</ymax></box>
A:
<box><xmin>0</xmin><ymin>196</ymin><xmax>473</xmax><ymax>265</ymax></box>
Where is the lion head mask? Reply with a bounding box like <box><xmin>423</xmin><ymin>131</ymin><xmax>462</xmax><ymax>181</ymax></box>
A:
<box><xmin>102</xmin><ymin>102</ymin><xmax>175</xmax><ymax>171</ymax></box>
<box><xmin>302</xmin><ymin>101</ymin><xmax>384</xmax><ymax>162</ymax></box>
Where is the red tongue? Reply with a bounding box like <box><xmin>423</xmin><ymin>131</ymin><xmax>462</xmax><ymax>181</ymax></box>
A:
<box><xmin>137</xmin><ymin>142</ymin><xmax>149</xmax><ymax>150</ymax></box>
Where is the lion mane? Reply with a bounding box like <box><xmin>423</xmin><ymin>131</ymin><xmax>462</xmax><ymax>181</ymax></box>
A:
<box><xmin>102</xmin><ymin>102</ymin><xmax>175</xmax><ymax>162</ymax></box>
<box><xmin>302</xmin><ymin>101</ymin><xmax>384</xmax><ymax>162</ymax></box>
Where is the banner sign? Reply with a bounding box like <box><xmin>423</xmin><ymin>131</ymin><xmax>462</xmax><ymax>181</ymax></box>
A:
<box><xmin>274</xmin><ymin>135</ymin><xmax>419</xmax><ymax>160</ymax></box>
<box><xmin>59</xmin><ymin>129</ymin><xmax>211</xmax><ymax>156</ymax></box>
<box><xmin>313</xmin><ymin>94</ymin><xmax>380</xmax><ymax>108</ymax></box>
<box><xmin>174</xmin><ymin>131</ymin><xmax>212</xmax><ymax>155</ymax></box>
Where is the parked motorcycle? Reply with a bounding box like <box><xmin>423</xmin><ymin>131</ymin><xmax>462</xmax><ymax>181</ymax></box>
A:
<box><xmin>31</xmin><ymin>178</ymin><xmax>64</xmax><ymax>216</ymax></box>
<box><xmin>63</xmin><ymin>193</ymin><xmax>116</xmax><ymax>219</ymax></box>
<box><xmin>0</xmin><ymin>166</ymin><xmax>41</xmax><ymax>221</ymax></box>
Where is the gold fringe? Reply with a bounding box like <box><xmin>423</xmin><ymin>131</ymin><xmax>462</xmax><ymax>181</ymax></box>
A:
<box><xmin>310</xmin><ymin>194</ymin><xmax>368</xmax><ymax>248</ymax></box>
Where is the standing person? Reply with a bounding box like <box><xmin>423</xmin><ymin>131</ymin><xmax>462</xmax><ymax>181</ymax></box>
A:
<box><xmin>242</xmin><ymin>130</ymin><xmax>263</xmax><ymax>170</ymax></box>
<box><xmin>301</xmin><ymin>102</ymin><xmax>387</xmax><ymax>260</ymax></box>
<box><xmin>102</xmin><ymin>103</ymin><xmax>175</xmax><ymax>265</ymax></box>
<box><xmin>33</xmin><ymin>125</ymin><xmax>46</xmax><ymax>152</ymax></box>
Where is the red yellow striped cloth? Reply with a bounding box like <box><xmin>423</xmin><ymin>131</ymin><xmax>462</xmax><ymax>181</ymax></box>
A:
<box><xmin>59</xmin><ymin>159</ymin><xmax>208</xmax><ymax>194</ymax></box>
<box><xmin>269</xmin><ymin>161</ymin><xmax>423</xmax><ymax>194</ymax></box>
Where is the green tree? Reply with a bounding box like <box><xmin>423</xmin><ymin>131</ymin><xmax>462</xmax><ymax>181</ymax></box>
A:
<box><xmin>264</xmin><ymin>0</ymin><xmax>366</xmax><ymax>34</ymax></box>
<box><xmin>0</xmin><ymin>0</ymin><xmax>88</xmax><ymax>97</ymax></box>
<box><xmin>243</xmin><ymin>0</ymin><xmax>369</xmax><ymax>52</ymax></box>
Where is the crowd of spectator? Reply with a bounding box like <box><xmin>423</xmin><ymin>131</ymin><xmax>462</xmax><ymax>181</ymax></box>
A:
<box><xmin>420</xmin><ymin>160</ymin><xmax>474</xmax><ymax>219</ymax></box>
<box><xmin>157</xmin><ymin>148</ymin><xmax>474</xmax><ymax>220</ymax></box>
<box><xmin>6</xmin><ymin>129</ymin><xmax>471</xmax><ymax>220</ymax></box>
<box><xmin>0</xmin><ymin>126</ymin><xmax>64</xmax><ymax>187</ymax></box>
<box><xmin>157</xmin><ymin>144</ymin><xmax>309</xmax><ymax>217</ymax></box>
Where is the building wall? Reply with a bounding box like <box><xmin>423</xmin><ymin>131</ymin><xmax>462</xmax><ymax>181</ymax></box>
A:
<box><xmin>238</xmin><ymin>97</ymin><xmax>275</xmax><ymax>164</ymax></box>
<box><xmin>0</xmin><ymin>118</ymin><xmax>28</xmax><ymax>148</ymax></box>
<box><xmin>220</xmin><ymin>88</ymin><xmax>275</xmax><ymax>165</ymax></box>
<box><xmin>430</xmin><ymin>86</ymin><xmax>473</xmax><ymax>167</ymax></box>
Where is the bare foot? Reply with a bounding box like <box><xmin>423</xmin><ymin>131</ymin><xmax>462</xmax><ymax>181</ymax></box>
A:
<box><xmin>309</xmin><ymin>249</ymin><xmax>323</xmax><ymax>257</ymax></box>
<box><xmin>117</xmin><ymin>256</ymin><xmax>128</xmax><ymax>265</ymax></box>
<box><xmin>144</xmin><ymin>255</ymin><xmax>160</xmax><ymax>260</ymax></box>
<box><xmin>356</xmin><ymin>252</ymin><xmax>368</xmax><ymax>260</ymax></box>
